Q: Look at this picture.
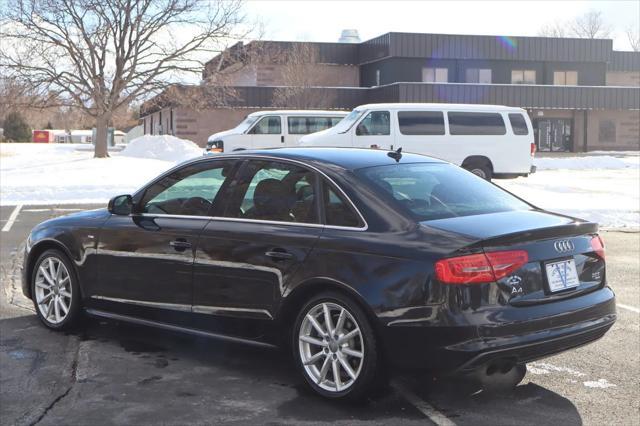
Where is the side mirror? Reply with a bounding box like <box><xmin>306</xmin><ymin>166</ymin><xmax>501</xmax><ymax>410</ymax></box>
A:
<box><xmin>108</xmin><ymin>194</ymin><xmax>133</xmax><ymax>215</ymax></box>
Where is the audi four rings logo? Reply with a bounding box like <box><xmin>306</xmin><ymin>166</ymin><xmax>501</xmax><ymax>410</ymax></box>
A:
<box><xmin>554</xmin><ymin>240</ymin><xmax>575</xmax><ymax>253</ymax></box>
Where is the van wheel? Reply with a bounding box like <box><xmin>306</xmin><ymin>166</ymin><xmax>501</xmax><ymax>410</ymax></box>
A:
<box><xmin>464</xmin><ymin>161</ymin><xmax>492</xmax><ymax>181</ymax></box>
<box><xmin>293</xmin><ymin>291</ymin><xmax>380</xmax><ymax>400</ymax></box>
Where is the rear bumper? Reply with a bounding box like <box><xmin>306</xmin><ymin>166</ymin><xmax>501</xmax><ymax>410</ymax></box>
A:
<box><xmin>380</xmin><ymin>286</ymin><xmax>616</xmax><ymax>372</ymax></box>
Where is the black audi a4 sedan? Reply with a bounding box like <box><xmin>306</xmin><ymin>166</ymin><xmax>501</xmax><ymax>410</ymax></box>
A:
<box><xmin>22</xmin><ymin>147</ymin><xmax>616</xmax><ymax>399</ymax></box>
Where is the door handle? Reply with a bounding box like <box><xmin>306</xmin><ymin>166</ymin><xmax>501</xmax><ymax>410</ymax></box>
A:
<box><xmin>265</xmin><ymin>249</ymin><xmax>293</xmax><ymax>260</ymax></box>
<box><xmin>281</xmin><ymin>135</ymin><xmax>285</xmax><ymax>143</ymax></box>
<box><xmin>170</xmin><ymin>239</ymin><xmax>192</xmax><ymax>252</ymax></box>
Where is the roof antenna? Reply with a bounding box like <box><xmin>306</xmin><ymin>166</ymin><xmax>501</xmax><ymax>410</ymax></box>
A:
<box><xmin>387</xmin><ymin>147</ymin><xmax>402</xmax><ymax>162</ymax></box>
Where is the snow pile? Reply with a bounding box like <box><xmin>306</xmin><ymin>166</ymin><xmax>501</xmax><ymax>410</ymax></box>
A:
<box><xmin>534</xmin><ymin>155</ymin><xmax>639</xmax><ymax>171</ymax></box>
<box><xmin>121</xmin><ymin>135</ymin><xmax>202</xmax><ymax>163</ymax></box>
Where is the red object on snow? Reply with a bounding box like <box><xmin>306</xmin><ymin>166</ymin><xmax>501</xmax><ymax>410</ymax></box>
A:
<box><xmin>32</xmin><ymin>130</ymin><xmax>54</xmax><ymax>143</ymax></box>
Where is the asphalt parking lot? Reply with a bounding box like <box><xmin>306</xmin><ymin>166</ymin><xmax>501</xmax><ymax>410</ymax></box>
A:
<box><xmin>1</xmin><ymin>204</ymin><xmax>638</xmax><ymax>426</ymax></box>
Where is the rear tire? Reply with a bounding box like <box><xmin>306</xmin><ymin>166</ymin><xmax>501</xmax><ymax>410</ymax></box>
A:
<box><xmin>292</xmin><ymin>291</ymin><xmax>381</xmax><ymax>400</ymax></box>
<box><xmin>31</xmin><ymin>249</ymin><xmax>82</xmax><ymax>331</ymax></box>
<box><xmin>464</xmin><ymin>161</ymin><xmax>492</xmax><ymax>181</ymax></box>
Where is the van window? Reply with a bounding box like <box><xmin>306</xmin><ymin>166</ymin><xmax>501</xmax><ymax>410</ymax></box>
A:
<box><xmin>448</xmin><ymin>112</ymin><xmax>506</xmax><ymax>136</ymax></box>
<box><xmin>398</xmin><ymin>111</ymin><xmax>445</xmax><ymax>135</ymax></box>
<box><xmin>356</xmin><ymin>111</ymin><xmax>390</xmax><ymax>136</ymax></box>
<box><xmin>250</xmin><ymin>116</ymin><xmax>281</xmax><ymax>134</ymax></box>
<box><xmin>288</xmin><ymin>116</ymin><xmax>343</xmax><ymax>135</ymax></box>
<box><xmin>508</xmin><ymin>113</ymin><xmax>529</xmax><ymax>135</ymax></box>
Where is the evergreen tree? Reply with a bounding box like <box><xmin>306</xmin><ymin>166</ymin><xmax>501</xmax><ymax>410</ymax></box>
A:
<box><xmin>2</xmin><ymin>111</ymin><xmax>31</xmax><ymax>142</ymax></box>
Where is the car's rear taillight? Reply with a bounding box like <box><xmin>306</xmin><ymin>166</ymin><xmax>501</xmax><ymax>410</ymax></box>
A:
<box><xmin>530</xmin><ymin>143</ymin><xmax>536</xmax><ymax>157</ymax></box>
<box><xmin>435</xmin><ymin>250</ymin><xmax>529</xmax><ymax>284</ymax></box>
<box><xmin>590</xmin><ymin>235</ymin><xmax>605</xmax><ymax>260</ymax></box>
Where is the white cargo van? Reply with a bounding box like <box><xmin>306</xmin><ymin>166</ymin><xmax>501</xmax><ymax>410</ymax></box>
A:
<box><xmin>206</xmin><ymin>110</ymin><xmax>348</xmax><ymax>153</ymax></box>
<box><xmin>300</xmin><ymin>103</ymin><xmax>536</xmax><ymax>180</ymax></box>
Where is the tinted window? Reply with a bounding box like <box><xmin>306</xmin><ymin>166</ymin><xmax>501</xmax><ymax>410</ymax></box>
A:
<box><xmin>233</xmin><ymin>161</ymin><xmax>318</xmax><ymax>224</ymax></box>
<box><xmin>448</xmin><ymin>112</ymin><xmax>506</xmax><ymax>135</ymax></box>
<box><xmin>251</xmin><ymin>116</ymin><xmax>281</xmax><ymax>134</ymax></box>
<box><xmin>141</xmin><ymin>162</ymin><xmax>234</xmax><ymax>216</ymax></box>
<box><xmin>357</xmin><ymin>163</ymin><xmax>530</xmax><ymax>221</ymax></box>
<box><xmin>356</xmin><ymin>111</ymin><xmax>390</xmax><ymax>136</ymax></box>
<box><xmin>323</xmin><ymin>183</ymin><xmax>362</xmax><ymax>228</ymax></box>
<box><xmin>508</xmin><ymin>113</ymin><xmax>529</xmax><ymax>135</ymax></box>
<box><xmin>287</xmin><ymin>116</ymin><xmax>343</xmax><ymax>134</ymax></box>
<box><xmin>398</xmin><ymin>111</ymin><xmax>445</xmax><ymax>135</ymax></box>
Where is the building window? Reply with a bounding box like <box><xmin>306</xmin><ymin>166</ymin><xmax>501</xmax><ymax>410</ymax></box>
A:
<box><xmin>511</xmin><ymin>70</ymin><xmax>536</xmax><ymax>84</ymax></box>
<box><xmin>422</xmin><ymin>67</ymin><xmax>448</xmax><ymax>83</ymax></box>
<box><xmin>466</xmin><ymin>68</ymin><xmax>492</xmax><ymax>84</ymax></box>
<box><xmin>398</xmin><ymin>111</ymin><xmax>445</xmax><ymax>135</ymax></box>
<box><xmin>375</xmin><ymin>69</ymin><xmax>381</xmax><ymax>86</ymax></box>
<box><xmin>448</xmin><ymin>112</ymin><xmax>506</xmax><ymax>135</ymax></box>
<box><xmin>554</xmin><ymin>71</ymin><xmax>578</xmax><ymax>86</ymax></box>
<box><xmin>598</xmin><ymin>120</ymin><xmax>616</xmax><ymax>143</ymax></box>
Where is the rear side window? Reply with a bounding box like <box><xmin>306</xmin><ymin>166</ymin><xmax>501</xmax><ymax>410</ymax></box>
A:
<box><xmin>323</xmin><ymin>183</ymin><xmax>362</xmax><ymax>228</ymax></box>
<box><xmin>448</xmin><ymin>112</ymin><xmax>506</xmax><ymax>136</ymax></box>
<box><xmin>357</xmin><ymin>163</ymin><xmax>530</xmax><ymax>221</ymax></box>
<box><xmin>287</xmin><ymin>116</ymin><xmax>343</xmax><ymax>134</ymax></box>
<box><xmin>250</xmin><ymin>116</ymin><xmax>281</xmax><ymax>134</ymax></box>
<box><xmin>356</xmin><ymin>111</ymin><xmax>390</xmax><ymax>136</ymax></box>
<box><xmin>398</xmin><ymin>111</ymin><xmax>445</xmax><ymax>135</ymax></box>
<box><xmin>508</xmin><ymin>113</ymin><xmax>529</xmax><ymax>135</ymax></box>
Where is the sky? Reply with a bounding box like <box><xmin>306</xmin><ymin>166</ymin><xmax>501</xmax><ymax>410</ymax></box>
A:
<box><xmin>245</xmin><ymin>0</ymin><xmax>640</xmax><ymax>51</ymax></box>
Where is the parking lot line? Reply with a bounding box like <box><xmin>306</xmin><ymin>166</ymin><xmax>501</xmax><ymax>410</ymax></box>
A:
<box><xmin>617</xmin><ymin>303</ymin><xmax>640</xmax><ymax>314</ymax></box>
<box><xmin>392</xmin><ymin>381</ymin><xmax>456</xmax><ymax>426</ymax></box>
<box><xmin>1</xmin><ymin>204</ymin><xmax>22</xmax><ymax>232</ymax></box>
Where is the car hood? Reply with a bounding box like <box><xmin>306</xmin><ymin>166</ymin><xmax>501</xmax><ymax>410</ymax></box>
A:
<box><xmin>299</xmin><ymin>127</ymin><xmax>338</xmax><ymax>145</ymax></box>
<box><xmin>208</xmin><ymin>128</ymin><xmax>241</xmax><ymax>142</ymax></box>
<box><xmin>422</xmin><ymin>209</ymin><xmax>595</xmax><ymax>243</ymax></box>
<box><xmin>32</xmin><ymin>208</ymin><xmax>111</xmax><ymax>233</ymax></box>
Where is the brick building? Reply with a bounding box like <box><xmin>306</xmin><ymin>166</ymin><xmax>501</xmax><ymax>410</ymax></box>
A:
<box><xmin>141</xmin><ymin>32</ymin><xmax>640</xmax><ymax>151</ymax></box>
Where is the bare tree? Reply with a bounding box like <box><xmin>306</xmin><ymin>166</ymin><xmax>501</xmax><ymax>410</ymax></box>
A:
<box><xmin>628</xmin><ymin>25</ymin><xmax>640</xmax><ymax>52</ymax></box>
<box><xmin>1</xmin><ymin>0</ymin><xmax>247</xmax><ymax>157</ymax></box>
<box><xmin>569</xmin><ymin>10</ymin><xmax>612</xmax><ymax>39</ymax></box>
<box><xmin>538</xmin><ymin>21</ymin><xmax>567</xmax><ymax>38</ymax></box>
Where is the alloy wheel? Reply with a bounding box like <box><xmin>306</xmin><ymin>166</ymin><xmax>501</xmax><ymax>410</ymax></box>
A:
<box><xmin>298</xmin><ymin>302</ymin><xmax>364</xmax><ymax>393</ymax></box>
<box><xmin>34</xmin><ymin>257</ymin><xmax>72</xmax><ymax>325</ymax></box>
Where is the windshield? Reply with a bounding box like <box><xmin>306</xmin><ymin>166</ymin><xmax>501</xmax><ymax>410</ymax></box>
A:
<box><xmin>332</xmin><ymin>109</ymin><xmax>364</xmax><ymax>134</ymax></box>
<box><xmin>235</xmin><ymin>116</ymin><xmax>259</xmax><ymax>133</ymax></box>
<box><xmin>356</xmin><ymin>163</ymin><xmax>531</xmax><ymax>221</ymax></box>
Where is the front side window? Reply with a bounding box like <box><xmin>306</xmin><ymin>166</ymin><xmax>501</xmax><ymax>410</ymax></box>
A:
<box><xmin>357</xmin><ymin>163</ymin><xmax>530</xmax><ymax>222</ymax></box>
<box><xmin>250</xmin><ymin>116</ymin><xmax>282</xmax><ymax>134</ymax></box>
<box><xmin>422</xmin><ymin>67</ymin><xmax>448</xmax><ymax>83</ymax></box>
<box><xmin>508</xmin><ymin>113</ymin><xmax>529</xmax><ymax>135</ymax></box>
<box><xmin>140</xmin><ymin>161</ymin><xmax>235</xmax><ymax>216</ymax></box>
<box><xmin>356</xmin><ymin>111</ymin><xmax>390</xmax><ymax>136</ymax></box>
<box><xmin>323</xmin><ymin>183</ymin><xmax>362</xmax><ymax>228</ymax></box>
<box><xmin>288</xmin><ymin>116</ymin><xmax>343</xmax><ymax>135</ymax></box>
<box><xmin>448</xmin><ymin>112</ymin><xmax>506</xmax><ymax>135</ymax></box>
<box><xmin>511</xmin><ymin>70</ymin><xmax>536</xmax><ymax>84</ymax></box>
<box><xmin>398</xmin><ymin>111</ymin><xmax>445</xmax><ymax>135</ymax></box>
<box><xmin>466</xmin><ymin>68</ymin><xmax>492</xmax><ymax>84</ymax></box>
<box><xmin>554</xmin><ymin>71</ymin><xmax>578</xmax><ymax>86</ymax></box>
<box><xmin>233</xmin><ymin>161</ymin><xmax>318</xmax><ymax>224</ymax></box>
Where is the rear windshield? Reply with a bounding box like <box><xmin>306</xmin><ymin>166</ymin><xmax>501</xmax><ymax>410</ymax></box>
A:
<box><xmin>356</xmin><ymin>163</ymin><xmax>531</xmax><ymax>221</ymax></box>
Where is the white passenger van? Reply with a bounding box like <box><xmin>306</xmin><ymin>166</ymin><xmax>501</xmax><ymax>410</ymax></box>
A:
<box><xmin>206</xmin><ymin>110</ymin><xmax>348</xmax><ymax>153</ymax></box>
<box><xmin>300</xmin><ymin>103</ymin><xmax>536</xmax><ymax>180</ymax></box>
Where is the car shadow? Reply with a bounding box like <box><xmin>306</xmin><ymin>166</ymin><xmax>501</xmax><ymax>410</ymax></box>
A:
<box><xmin>0</xmin><ymin>313</ymin><xmax>583</xmax><ymax>425</ymax></box>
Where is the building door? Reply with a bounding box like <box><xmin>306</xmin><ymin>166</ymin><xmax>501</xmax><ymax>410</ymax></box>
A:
<box><xmin>536</xmin><ymin>119</ymin><xmax>573</xmax><ymax>152</ymax></box>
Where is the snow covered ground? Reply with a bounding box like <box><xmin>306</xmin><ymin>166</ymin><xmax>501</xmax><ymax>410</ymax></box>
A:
<box><xmin>1</xmin><ymin>142</ymin><xmax>638</xmax><ymax>229</ymax></box>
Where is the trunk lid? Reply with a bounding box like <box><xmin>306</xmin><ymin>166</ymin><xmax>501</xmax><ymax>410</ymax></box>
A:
<box><xmin>423</xmin><ymin>209</ymin><xmax>605</xmax><ymax>305</ymax></box>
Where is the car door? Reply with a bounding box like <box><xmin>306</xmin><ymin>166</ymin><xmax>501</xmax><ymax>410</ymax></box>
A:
<box><xmin>353</xmin><ymin>110</ymin><xmax>396</xmax><ymax>150</ymax></box>
<box><xmin>192</xmin><ymin>158</ymin><xmax>323</xmax><ymax>337</ymax></box>
<box><xmin>248</xmin><ymin>115</ymin><xmax>284</xmax><ymax>149</ymax></box>
<box><xmin>91</xmin><ymin>160</ymin><xmax>239</xmax><ymax>324</ymax></box>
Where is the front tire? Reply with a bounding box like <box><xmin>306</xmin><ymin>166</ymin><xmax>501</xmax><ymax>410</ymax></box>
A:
<box><xmin>31</xmin><ymin>249</ymin><xmax>82</xmax><ymax>330</ymax></box>
<box><xmin>292</xmin><ymin>291</ymin><xmax>380</xmax><ymax>400</ymax></box>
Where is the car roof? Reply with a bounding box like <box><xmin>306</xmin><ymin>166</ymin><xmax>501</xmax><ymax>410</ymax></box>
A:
<box><xmin>247</xmin><ymin>110</ymin><xmax>349</xmax><ymax>117</ymax></box>
<box><xmin>208</xmin><ymin>147</ymin><xmax>446</xmax><ymax>170</ymax></box>
<box><xmin>352</xmin><ymin>103</ymin><xmax>526</xmax><ymax>112</ymax></box>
